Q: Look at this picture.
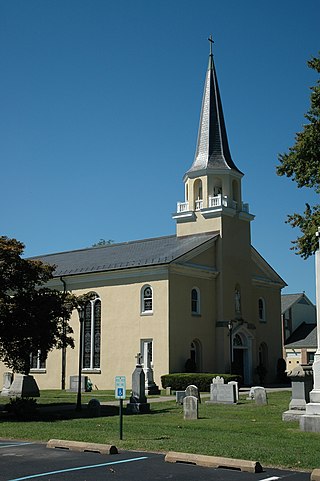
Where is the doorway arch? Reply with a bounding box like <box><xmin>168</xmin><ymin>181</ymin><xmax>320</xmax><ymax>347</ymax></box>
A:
<box><xmin>190</xmin><ymin>339</ymin><xmax>202</xmax><ymax>372</ymax></box>
<box><xmin>232</xmin><ymin>328</ymin><xmax>253</xmax><ymax>385</ymax></box>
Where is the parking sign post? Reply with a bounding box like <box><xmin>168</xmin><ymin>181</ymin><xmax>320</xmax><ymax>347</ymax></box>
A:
<box><xmin>115</xmin><ymin>376</ymin><xmax>126</xmax><ymax>440</ymax></box>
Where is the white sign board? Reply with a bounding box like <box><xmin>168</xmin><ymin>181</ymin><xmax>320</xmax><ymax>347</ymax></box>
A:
<box><xmin>115</xmin><ymin>376</ymin><xmax>126</xmax><ymax>400</ymax></box>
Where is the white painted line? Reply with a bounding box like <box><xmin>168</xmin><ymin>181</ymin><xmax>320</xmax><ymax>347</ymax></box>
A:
<box><xmin>7</xmin><ymin>455</ymin><xmax>148</xmax><ymax>481</ymax></box>
<box><xmin>259</xmin><ymin>477</ymin><xmax>280</xmax><ymax>481</ymax></box>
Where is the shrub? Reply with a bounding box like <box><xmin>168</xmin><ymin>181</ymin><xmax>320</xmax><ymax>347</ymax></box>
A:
<box><xmin>161</xmin><ymin>373</ymin><xmax>242</xmax><ymax>392</ymax></box>
<box><xmin>5</xmin><ymin>397</ymin><xmax>38</xmax><ymax>419</ymax></box>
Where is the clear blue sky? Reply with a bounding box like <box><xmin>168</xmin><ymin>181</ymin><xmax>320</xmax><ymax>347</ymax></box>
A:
<box><xmin>1</xmin><ymin>0</ymin><xmax>319</xmax><ymax>302</ymax></box>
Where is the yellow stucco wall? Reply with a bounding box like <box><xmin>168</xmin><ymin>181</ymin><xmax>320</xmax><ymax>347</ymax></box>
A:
<box><xmin>0</xmin><ymin>220</ymin><xmax>284</xmax><ymax>391</ymax></box>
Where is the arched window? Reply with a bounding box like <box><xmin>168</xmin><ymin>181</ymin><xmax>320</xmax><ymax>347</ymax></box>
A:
<box><xmin>258</xmin><ymin>298</ymin><xmax>266</xmax><ymax>322</ymax></box>
<box><xmin>191</xmin><ymin>288</ymin><xmax>200</xmax><ymax>314</ymax></box>
<box><xmin>235</xmin><ymin>285</ymin><xmax>241</xmax><ymax>316</ymax></box>
<box><xmin>233</xmin><ymin>334</ymin><xmax>243</xmax><ymax>347</ymax></box>
<box><xmin>83</xmin><ymin>295</ymin><xmax>101</xmax><ymax>370</ymax></box>
<box><xmin>194</xmin><ymin>179</ymin><xmax>203</xmax><ymax>210</ymax></box>
<box><xmin>141</xmin><ymin>285</ymin><xmax>153</xmax><ymax>314</ymax></box>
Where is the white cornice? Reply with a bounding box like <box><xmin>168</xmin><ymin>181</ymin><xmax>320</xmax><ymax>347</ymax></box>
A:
<box><xmin>201</xmin><ymin>207</ymin><xmax>236</xmax><ymax>219</ymax></box>
<box><xmin>252</xmin><ymin>276</ymin><xmax>285</xmax><ymax>288</ymax></box>
<box><xmin>170</xmin><ymin>262</ymin><xmax>219</xmax><ymax>279</ymax></box>
<box><xmin>47</xmin><ymin>265</ymin><xmax>170</xmax><ymax>291</ymax></box>
<box><xmin>239</xmin><ymin>212</ymin><xmax>255</xmax><ymax>222</ymax></box>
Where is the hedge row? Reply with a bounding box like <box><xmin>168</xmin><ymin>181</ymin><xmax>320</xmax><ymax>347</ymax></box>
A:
<box><xmin>161</xmin><ymin>373</ymin><xmax>242</xmax><ymax>392</ymax></box>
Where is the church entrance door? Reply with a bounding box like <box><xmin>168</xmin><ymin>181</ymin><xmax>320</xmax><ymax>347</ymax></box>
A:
<box><xmin>232</xmin><ymin>348</ymin><xmax>244</xmax><ymax>380</ymax></box>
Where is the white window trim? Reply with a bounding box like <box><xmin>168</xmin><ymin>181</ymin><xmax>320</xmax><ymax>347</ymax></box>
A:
<box><xmin>191</xmin><ymin>287</ymin><xmax>201</xmax><ymax>315</ymax></box>
<box><xmin>83</xmin><ymin>296</ymin><xmax>101</xmax><ymax>370</ymax></box>
<box><xmin>30</xmin><ymin>350</ymin><xmax>46</xmax><ymax>372</ymax></box>
<box><xmin>258</xmin><ymin>297</ymin><xmax>266</xmax><ymax>322</ymax></box>
<box><xmin>141</xmin><ymin>285</ymin><xmax>153</xmax><ymax>315</ymax></box>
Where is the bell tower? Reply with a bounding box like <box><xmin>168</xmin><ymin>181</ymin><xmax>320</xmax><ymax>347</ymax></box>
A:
<box><xmin>173</xmin><ymin>37</ymin><xmax>254</xmax><ymax>237</ymax></box>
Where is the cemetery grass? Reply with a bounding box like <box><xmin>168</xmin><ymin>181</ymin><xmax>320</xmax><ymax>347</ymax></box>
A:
<box><xmin>0</xmin><ymin>390</ymin><xmax>318</xmax><ymax>471</ymax></box>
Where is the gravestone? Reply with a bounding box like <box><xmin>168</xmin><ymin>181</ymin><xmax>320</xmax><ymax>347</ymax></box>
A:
<box><xmin>127</xmin><ymin>353</ymin><xmax>150</xmax><ymax>414</ymax></box>
<box><xmin>247</xmin><ymin>386</ymin><xmax>256</xmax><ymax>400</ymax></box>
<box><xmin>183</xmin><ymin>395</ymin><xmax>198</xmax><ymax>420</ymax></box>
<box><xmin>185</xmin><ymin>384</ymin><xmax>201</xmax><ymax>403</ymax></box>
<box><xmin>8</xmin><ymin>374</ymin><xmax>40</xmax><ymax>398</ymax></box>
<box><xmin>207</xmin><ymin>381</ymin><xmax>237</xmax><ymax>404</ymax></box>
<box><xmin>228</xmin><ymin>381</ymin><xmax>239</xmax><ymax>401</ymax></box>
<box><xmin>69</xmin><ymin>375</ymin><xmax>88</xmax><ymax>392</ymax></box>
<box><xmin>176</xmin><ymin>391</ymin><xmax>186</xmax><ymax>404</ymax></box>
<box><xmin>87</xmin><ymin>398</ymin><xmax>101</xmax><ymax>417</ymax></box>
<box><xmin>283</xmin><ymin>364</ymin><xmax>313</xmax><ymax>421</ymax></box>
<box><xmin>1</xmin><ymin>372</ymin><xmax>13</xmax><ymax>397</ymax></box>
<box><xmin>253</xmin><ymin>386</ymin><xmax>267</xmax><ymax>405</ymax></box>
<box><xmin>213</xmin><ymin>376</ymin><xmax>224</xmax><ymax>384</ymax></box>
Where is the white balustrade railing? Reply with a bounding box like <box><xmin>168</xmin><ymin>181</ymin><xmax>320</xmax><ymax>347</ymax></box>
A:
<box><xmin>195</xmin><ymin>199</ymin><xmax>203</xmax><ymax>211</ymax></box>
<box><xmin>242</xmin><ymin>203</ymin><xmax>249</xmax><ymax>213</ymax></box>
<box><xmin>177</xmin><ymin>201</ymin><xmax>189</xmax><ymax>212</ymax></box>
<box><xmin>176</xmin><ymin>196</ymin><xmax>249</xmax><ymax>214</ymax></box>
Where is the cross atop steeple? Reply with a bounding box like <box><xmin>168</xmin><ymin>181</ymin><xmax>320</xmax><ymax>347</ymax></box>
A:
<box><xmin>208</xmin><ymin>34</ymin><xmax>214</xmax><ymax>56</ymax></box>
<box><xmin>187</xmin><ymin>38</ymin><xmax>242</xmax><ymax>175</ymax></box>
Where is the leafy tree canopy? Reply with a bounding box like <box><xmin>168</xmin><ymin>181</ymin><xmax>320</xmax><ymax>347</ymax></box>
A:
<box><xmin>92</xmin><ymin>239</ymin><xmax>114</xmax><ymax>247</ymax></box>
<box><xmin>277</xmin><ymin>53</ymin><xmax>320</xmax><ymax>259</ymax></box>
<box><xmin>0</xmin><ymin>236</ymin><xmax>77</xmax><ymax>374</ymax></box>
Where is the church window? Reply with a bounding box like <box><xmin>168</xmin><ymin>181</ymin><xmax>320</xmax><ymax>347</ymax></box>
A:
<box><xmin>258</xmin><ymin>298</ymin><xmax>266</xmax><ymax>322</ymax></box>
<box><xmin>194</xmin><ymin>179</ymin><xmax>203</xmax><ymax>210</ymax></box>
<box><xmin>233</xmin><ymin>334</ymin><xmax>243</xmax><ymax>347</ymax></box>
<box><xmin>191</xmin><ymin>288</ymin><xmax>200</xmax><ymax>314</ymax></box>
<box><xmin>235</xmin><ymin>285</ymin><xmax>241</xmax><ymax>315</ymax></box>
<box><xmin>141</xmin><ymin>285</ymin><xmax>153</xmax><ymax>314</ymax></box>
<box><xmin>83</xmin><ymin>295</ymin><xmax>101</xmax><ymax>370</ymax></box>
<box><xmin>30</xmin><ymin>351</ymin><xmax>46</xmax><ymax>370</ymax></box>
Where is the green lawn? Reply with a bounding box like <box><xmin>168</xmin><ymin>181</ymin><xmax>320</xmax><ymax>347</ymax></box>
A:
<box><xmin>0</xmin><ymin>390</ymin><xmax>318</xmax><ymax>471</ymax></box>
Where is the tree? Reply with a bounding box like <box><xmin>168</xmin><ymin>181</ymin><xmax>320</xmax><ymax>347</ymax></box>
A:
<box><xmin>277</xmin><ymin>53</ymin><xmax>320</xmax><ymax>259</ymax></box>
<box><xmin>0</xmin><ymin>236</ymin><xmax>76</xmax><ymax>375</ymax></box>
<box><xmin>92</xmin><ymin>239</ymin><xmax>114</xmax><ymax>247</ymax></box>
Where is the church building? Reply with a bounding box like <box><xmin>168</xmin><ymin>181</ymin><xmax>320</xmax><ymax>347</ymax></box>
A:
<box><xmin>5</xmin><ymin>43</ymin><xmax>286</xmax><ymax>390</ymax></box>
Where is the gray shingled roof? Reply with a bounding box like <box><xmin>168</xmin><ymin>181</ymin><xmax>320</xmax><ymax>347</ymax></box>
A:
<box><xmin>31</xmin><ymin>233</ymin><xmax>218</xmax><ymax>277</ymax></box>
<box><xmin>187</xmin><ymin>52</ymin><xmax>242</xmax><ymax>175</ymax></box>
<box><xmin>281</xmin><ymin>293</ymin><xmax>304</xmax><ymax>313</ymax></box>
<box><xmin>285</xmin><ymin>324</ymin><xmax>317</xmax><ymax>349</ymax></box>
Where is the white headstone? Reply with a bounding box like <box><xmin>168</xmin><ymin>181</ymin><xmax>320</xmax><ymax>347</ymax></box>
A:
<box><xmin>1</xmin><ymin>372</ymin><xmax>13</xmax><ymax>397</ymax></box>
<box><xmin>183</xmin><ymin>395</ymin><xmax>198</xmax><ymax>420</ymax></box>
<box><xmin>185</xmin><ymin>384</ymin><xmax>201</xmax><ymax>403</ymax></box>
<box><xmin>228</xmin><ymin>381</ymin><xmax>239</xmax><ymax>401</ymax></box>
<box><xmin>253</xmin><ymin>386</ymin><xmax>267</xmax><ymax>405</ymax></box>
<box><xmin>212</xmin><ymin>376</ymin><xmax>224</xmax><ymax>384</ymax></box>
<box><xmin>208</xmin><ymin>382</ymin><xmax>237</xmax><ymax>404</ymax></box>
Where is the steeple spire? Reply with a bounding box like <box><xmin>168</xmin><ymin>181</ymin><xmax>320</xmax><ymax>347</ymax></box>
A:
<box><xmin>187</xmin><ymin>37</ymin><xmax>242</xmax><ymax>175</ymax></box>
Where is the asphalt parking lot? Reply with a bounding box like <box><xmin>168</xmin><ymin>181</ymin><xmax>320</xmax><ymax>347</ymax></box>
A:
<box><xmin>0</xmin><ymin>439</ymin><xmax>311</xmax><ymax>481</ymax></box>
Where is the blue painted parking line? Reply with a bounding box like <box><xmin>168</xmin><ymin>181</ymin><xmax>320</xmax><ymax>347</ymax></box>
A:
<box><xmin>7</xmin><ymin>455</ymin><xmax>149</xmax><ymax>481</ymax></box>
<box><xmin>0</xmin><ymin>442</ymin><xmax>33</xmax><ymax>449</ymax></box>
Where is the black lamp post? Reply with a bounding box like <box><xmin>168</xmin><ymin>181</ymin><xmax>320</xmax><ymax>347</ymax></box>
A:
<box><xmin>76</xmin><ymin>305</ymin><xmax>85</xmax><ymax>411</ymax></box>
<box><xmin>228</xmin><ymin>320</ymin><xmax>233</xmax><ymax>375</ymax></box>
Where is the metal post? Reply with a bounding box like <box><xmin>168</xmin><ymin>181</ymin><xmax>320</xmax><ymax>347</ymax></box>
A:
<box><xmin>228</xmin><ymin>320</ymin><xmax>233</xmax><ymax>375</ymax></box>
<box><xmin>76</xmin><ymin>306</ymin><xmax>84</xmax><ymax>411</ymax></box>
<box><xmin>119</xmin><ymin>399</ymin><xmax>123</xmax><ymax>440</ymax></box>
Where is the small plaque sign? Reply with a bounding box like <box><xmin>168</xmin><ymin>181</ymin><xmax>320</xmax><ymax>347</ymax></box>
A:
<box><xmin>115</xmin><ymin>376</ymin><xmax>126</xmax><ymax>400</ymax></box>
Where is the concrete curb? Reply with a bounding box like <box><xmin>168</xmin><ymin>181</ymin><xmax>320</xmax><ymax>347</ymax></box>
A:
<box><xmin>46</xmin><ymin>439</ymin><xmax>118</xmax><ymax>455</ymax></box>
<box><xmin>165</xmin><ymin>451</ymin><xmax>262</xmax><ymax>473</ymax></box>
<box><xmin>311</xmin><ymin>469</ymin><xmax>320</xmax><ymax>481</ymax></box>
